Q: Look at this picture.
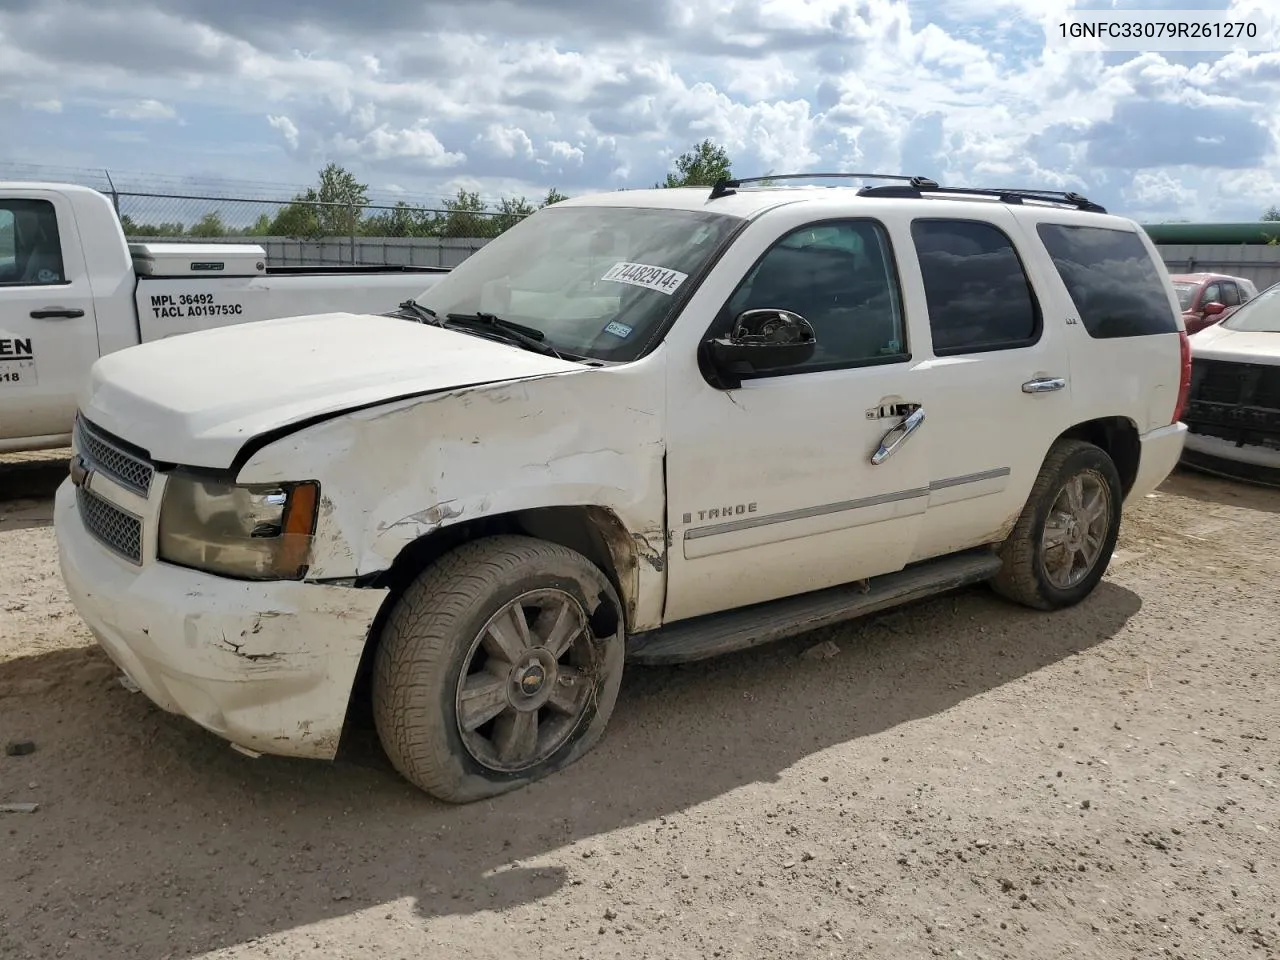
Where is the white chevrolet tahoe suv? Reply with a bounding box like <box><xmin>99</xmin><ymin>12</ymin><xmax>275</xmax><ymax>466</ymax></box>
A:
<box><xmin>54</xmin><ymin>174</ymin><xmax>1190</xmax><ymax>803</ymax></box>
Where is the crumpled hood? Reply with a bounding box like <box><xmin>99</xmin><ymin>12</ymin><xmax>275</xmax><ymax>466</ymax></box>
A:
<box><xmin>82</xmin><ymin>312</ymin><xmax>582</xmax><ymax>468</ymax></box>
<box><xmin>1190</xmin><ymin>323</ymin><xmax>1280</xmax><ymax>366</ymax></box>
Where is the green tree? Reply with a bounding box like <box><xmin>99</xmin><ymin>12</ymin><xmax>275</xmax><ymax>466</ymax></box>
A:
<box><xmin>188</xmin><ymin>212</ymin><xmax>228</xmax><ymax>238</ymax></box>
<box><xmin>1262</xmin><ymin>205</ymin><xmax>1280</xmax><ymax>221</ymax></box>
<box><xmin>361</xmin><ymin>201</ymin><xmax>437</xmax><ymax>238</ymax></box>
<box><xmin>315</xmin><ymin>162</ymin><xmax>369</xmax><ymax>236</ymax></box>
<box><xmin>658</xmin><ymin>139</ymin><xmax>733</xmax><ymax>188</ymax></box>
<box><xmin>268</xmin><ymin>194</ymin><xmax>323</xmax><ymax>238</ymax></box>
<box><xmin>244</xmin><ymin>213</ymin><xmax>273</xmax><ymax>236</ymax></box>
<box><xmin>493</xmin><ymin>196</ymin><xmax>536</xmax><ymax>233</ymax></box>
<box><xmin>267</xmin><ymin>162</ymin><xmax>370</xmax><ymax>238</ymax></box>
<box><xmin>120</xmin><ymin>217</ymin><xmax>186</xmax><ymax>237</ymax></box>
<box><xmin>541</xmin><ymin>187</ymin><xmax>569</xmax><ymax>207</ymax></box>
<box><xmin>436</xmin><ymin>189</ymin><xmax>494</xmax><ymax>238</ymax></box>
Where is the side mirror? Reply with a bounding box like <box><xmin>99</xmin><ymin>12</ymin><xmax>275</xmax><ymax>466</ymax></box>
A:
<box><xmin>702</xmin><ymin>308</ymin><xmax>816</xmax><ymax>389</ymax></box>
<box><xmin>1202</xmin><ymin>301</ymin><xmax>1225</xmax><ymax>316</ymax></box>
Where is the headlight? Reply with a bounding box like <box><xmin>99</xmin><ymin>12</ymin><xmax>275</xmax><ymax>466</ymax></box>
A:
<box><xmin>158</xmin><ymin>474</ymin><xmax>319</xmax><ymax>580</ymax></box>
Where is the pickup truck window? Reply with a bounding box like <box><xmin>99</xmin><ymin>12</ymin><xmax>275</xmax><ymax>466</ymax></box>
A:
<box><xmin>0</xmin><ymin>199</ymin><xmax>66</xmax><ymax>287</ymax></box>
<box><xmin>717</xmin><ymin>219</ymin><xmax>908</xmax><ymax>376</ymax></box>
<box><xmin>413</xmin><ymin>205</ymin><xmax>741</xmax><ymax>362</ymax></box>
<box><xmin>911</xmin><ymin>219</ymin><xmax>1040</xmax><ymax>355</ymax></box>
<box><xmin>1035</xmin><ymin>223</ymin><xmax>1177</xmax><ymax>338</ymax></box>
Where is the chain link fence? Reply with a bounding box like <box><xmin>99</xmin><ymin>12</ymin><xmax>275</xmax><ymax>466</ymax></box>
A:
<box><xmin>114</xmin><ymin>192</ymin><xmax>526</xmax><ymax>267</ymax></box>
<box><xmin>0</xmin><ymin>162</ymin><xmax>533</xmax><ymax>267</ymax></box>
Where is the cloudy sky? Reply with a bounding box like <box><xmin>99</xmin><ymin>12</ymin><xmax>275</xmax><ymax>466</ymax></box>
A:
<box><xmin>2</xmin><ymin>0</ymin><xmax>1279</xmax><ymax>220</ymax></box>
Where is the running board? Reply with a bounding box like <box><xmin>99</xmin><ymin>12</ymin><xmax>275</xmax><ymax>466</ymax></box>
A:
<box><xmin>627</xmin><ymin>549</ymin><xmax>1003</xmax><ymax>665</ymax></box>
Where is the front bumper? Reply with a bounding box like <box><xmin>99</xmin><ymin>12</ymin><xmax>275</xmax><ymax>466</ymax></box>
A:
<box><xmin>1126</xmin><ymin>422</ymin><xmax>1187</xmax><ymax>503</ymax></box>
<box><xmin>54</xmin><ymin>479</ymin><xmax>389</xmax><ymax>760</ymax></box>
<box><xmin>1182</xmin><ymin>432</ymin><xmax>1280</xmax><ymax>487</ymax></box>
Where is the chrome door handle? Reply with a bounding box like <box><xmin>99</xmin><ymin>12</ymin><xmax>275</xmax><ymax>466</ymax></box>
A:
<box><xmin>871</xmin><ymin>406</ymin><xmax>925</xmax><ymax>465</ymax></box>
<box><xmin>1022</xmin><ymin>377</ymin><xmax>1066</xmax><ymax>394</ymax></box>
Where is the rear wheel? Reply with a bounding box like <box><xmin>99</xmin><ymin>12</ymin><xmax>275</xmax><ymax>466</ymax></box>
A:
<box><xmin>372</xmin><ymin>535</ymin><xmax>625</xmax><ymax>803</ymax></box>
<box><xmin>991</xmin><ymin>439</ymin><xmax>1123</xmax><ymax>611</ymax></box>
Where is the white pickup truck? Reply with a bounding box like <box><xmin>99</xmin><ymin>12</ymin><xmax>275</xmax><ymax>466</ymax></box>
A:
<box><xmin>0</xmin><ymin>182</ymin><xmax>448</xmax><ymax>451</ymax></box>
<box><xmin>55</xmin><ymin>175</ymin><xmax>1189</xmax><ymax>803</ymax></box>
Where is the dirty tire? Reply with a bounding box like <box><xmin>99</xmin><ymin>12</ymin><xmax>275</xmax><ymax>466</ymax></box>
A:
<box><xmin>991</xmin><ymin>439</ymin><xmax>1123</xmax><ymax>611</ymax></box>
<box><xmin>372</xmin><ymin>535</ymin><xmax>625</xmax><ymax>804</ymax></box>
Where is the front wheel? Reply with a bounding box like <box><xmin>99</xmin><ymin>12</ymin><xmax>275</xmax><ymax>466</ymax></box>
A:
<box><xmin>991</xmin><ymin>439</ymin><xmax>1123</xmax><ymax>611</ymax></box>
<box><xmin>372</xmin><ymin>535</ymin><xmax>625</xmax><ymax>803</ymax></box>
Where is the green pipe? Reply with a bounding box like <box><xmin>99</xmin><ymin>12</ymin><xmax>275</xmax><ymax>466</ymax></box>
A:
<box><xmin>1140</xmin><ymin>222</ymin><xmax>1280</xmax><ymax>245</ymax></box>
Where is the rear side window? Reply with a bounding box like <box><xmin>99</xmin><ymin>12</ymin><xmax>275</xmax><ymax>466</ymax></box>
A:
<box><xmin>1035</xmin><ymin>223</ymin><xmax>1177</xmax><ymax>338</ymax></box>
<box><xmin>911</xmin><ymin>219</ymin><xmax>1040</xmax><ymax>355</ymax></box>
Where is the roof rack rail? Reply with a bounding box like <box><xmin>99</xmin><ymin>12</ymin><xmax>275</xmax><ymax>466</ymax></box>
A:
<box><xmin>856</xmin><ymin>182</ymin><xmax>1106</xmax><ymax>213</ymax></box>
<box><xmin>708</xmin><ymin>173</ymin><xmax>938</xmax><ymax>200</ymax></box>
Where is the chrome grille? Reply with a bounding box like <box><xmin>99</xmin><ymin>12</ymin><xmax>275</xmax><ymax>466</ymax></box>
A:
<box><xmin>77</xmin><ymin>486</ymin><xmax>143</xmax><ymax>565</ymax></box>
<box><xmin>75</xmin><ymin>416</ymin><xmax>155</xmax><ymax>496</ymax></box>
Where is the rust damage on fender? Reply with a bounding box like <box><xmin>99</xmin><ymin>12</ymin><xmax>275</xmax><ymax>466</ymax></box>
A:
<box><xmin>631</xmin><ymin>530</ymin><xmax>666</xmax><ymax>572</ymax></box>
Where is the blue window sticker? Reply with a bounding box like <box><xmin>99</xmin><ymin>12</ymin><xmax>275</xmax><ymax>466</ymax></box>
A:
<box><xmin>603</xmin><ymin>320</ymin><xmax>633</xmax><ymax>339</ymax></box>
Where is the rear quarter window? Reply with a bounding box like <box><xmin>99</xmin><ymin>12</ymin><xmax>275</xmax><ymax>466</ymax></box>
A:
<box><xmin>1035</xmin><ymin>223</ymin><xmax>1177</xmax><ymax>338</ymax></box>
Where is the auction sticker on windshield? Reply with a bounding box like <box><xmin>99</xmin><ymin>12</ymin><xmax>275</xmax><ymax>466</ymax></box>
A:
<box><xmin>601</xmin><ymin>262</ymin><xmax>689</xmax><ymax>296</ymax></box>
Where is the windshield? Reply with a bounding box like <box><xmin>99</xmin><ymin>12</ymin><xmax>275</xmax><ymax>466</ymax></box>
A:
<box><xmin>1172</xmin><ymin>281</ymin><xmax>1198</xmax><ymax>310</ymax></box>
<box><xmin>1221</xmin><ymin>281</ymin><xmax>1280</xmax><ymax>333</ymax></box>
<box><xmin>414</xmin><ymin>205</ymin><xmax>742</xmax><ymax>362</ymax></box>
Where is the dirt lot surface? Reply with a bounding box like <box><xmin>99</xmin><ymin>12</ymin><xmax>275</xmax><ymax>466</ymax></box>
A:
<box><xmin>1</xmin><ymin>453</ymin><xmax>1277</xmax><ymax>960</ymax></box>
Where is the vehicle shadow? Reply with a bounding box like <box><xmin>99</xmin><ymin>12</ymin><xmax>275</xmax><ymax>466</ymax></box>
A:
<box><xmin>1161</xmin><ymin>465</ymin><xmax>1280</xmax><ymax>513</ymax></box>
<box><xmin>0</xmin><ymin>456</ymin><xmax>67</xmax><ymax>504</ymax></box>
<box><xmin>0</xmin><ymin>580</ymin><xmax>1142</xmax><ymax>958</ymax></box>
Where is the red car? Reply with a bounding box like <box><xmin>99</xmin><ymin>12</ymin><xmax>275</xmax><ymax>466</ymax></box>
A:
<box><xmin>1170</xmin><ymin>272</ymin><xmax>1259</xmax><ymax>335</ymax></box>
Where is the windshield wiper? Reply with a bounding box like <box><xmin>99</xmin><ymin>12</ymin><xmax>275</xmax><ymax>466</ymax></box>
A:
<box><xmin>444</xmin><ymin>312</ymin><xmax>565</xmax><ymax>358</ymax></box>
<box><xmin>398</xmin><ymin>299</ymin><xmax>443</xmax><ymax>325</ymax></box>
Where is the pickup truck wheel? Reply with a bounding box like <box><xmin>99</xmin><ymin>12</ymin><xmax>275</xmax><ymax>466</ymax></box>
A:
<box><xmin>371</xmin><ymin>535</ymin><xmax>625</xmax><ymax>803</ymax></box>
<box><xmin>991</xmin><ymin>439</ymin><xmax>1122</xmax><ymax>611</ymax></box>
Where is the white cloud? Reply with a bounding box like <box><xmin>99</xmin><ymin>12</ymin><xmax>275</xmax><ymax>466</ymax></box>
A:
<box><xmin>267</xmin><ymin>114</ymin><xmax>300</xmax><ymax>150</ymax></box>
<box><xmin>353</xmin><ymin>125</ymin><xmax>466</xmax><ymax>167</ymax></box>
<box><xmin>26</xmin><ymin>98</ymin><xmax>62</xmax><ymax>113</ymax></box>
<box><xmin>482</xmin><ymin>124</ymin><xmax>535</xmax><ymax>159</ymax></box>
<box><xmin>105</xmin><ymin>98</ymin><xmax>176</xmax><ymax>120</ymax></box>
<box><xmin>0</xmin><ymin>0</ymin><xmax>1277</xmax><ymax>219</ymax></box>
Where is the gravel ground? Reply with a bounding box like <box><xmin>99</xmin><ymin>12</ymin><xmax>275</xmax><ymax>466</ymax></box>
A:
<box><xmin>1</xmin><ymin>453</ymin><xmax>1277</xmax><ymax>960</ymax></box>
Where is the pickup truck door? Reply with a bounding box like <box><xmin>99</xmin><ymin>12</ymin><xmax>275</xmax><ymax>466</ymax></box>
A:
<box><xmin>0</xmin><ymin>190</ymin><xmax>99</xmax><ymax>444</ymax></box>
<box><xmin>663</xmin><ymin>216</ymin><xmax>934</xmax><ymax>624</ymax></box>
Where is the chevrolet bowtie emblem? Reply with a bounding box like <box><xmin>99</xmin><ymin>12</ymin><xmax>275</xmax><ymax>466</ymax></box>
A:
<box><xmin>69</xmin><ymin>454</ymin><xmax>91</xmax><ymax>488</ymax></box>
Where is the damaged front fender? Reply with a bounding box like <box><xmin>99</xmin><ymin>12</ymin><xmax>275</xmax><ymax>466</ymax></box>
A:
<box><xmin>237</xmin><ymin>362</ymin><xmax>671</xmax><ymax>631</ymax></box>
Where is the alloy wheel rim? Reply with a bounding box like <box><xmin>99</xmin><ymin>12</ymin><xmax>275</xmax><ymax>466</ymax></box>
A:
<box><xmin>1040</xmin><ymin>470</ymin><xmax>1111</xmax><ymax>589</ymax></box>
<box><xmin>454</xmin><ymin>588</ymin><xmax>597</xmax><ymax>773</ymax></box>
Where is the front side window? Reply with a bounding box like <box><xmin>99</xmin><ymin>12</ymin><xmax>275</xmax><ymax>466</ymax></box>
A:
<box><xmin>1035</xmin><ymin>223</ymin><xmax>1178</xmax><ymax>338</ymax></box>
<box><xmin>713</xmin><ymin>219</ymin><xmax>908</xmax><ymax>377</ymax></box>
<box><xmin>1220</xmin><ymin>282</ymin><xmax>1241</xmax><ymax>307</ymax></box>
<box><xmin>1202</xmin><ymin>283</ymin><xmax>1221</xmax><ymax>308</ymax></box>
<box><xmin>0</xmin><ymin>199</ymin><xmax>66</xmax><ymax>287</ymax></box>
<box><xmin>414</xmin><ymin>204</ymin><xmax>742</xmax><ymax>362</ymax></box>
<box><xmin>911</xmin><ymin>219</ymin><xmax>1040</xmax><ymax>355</ymax></box>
